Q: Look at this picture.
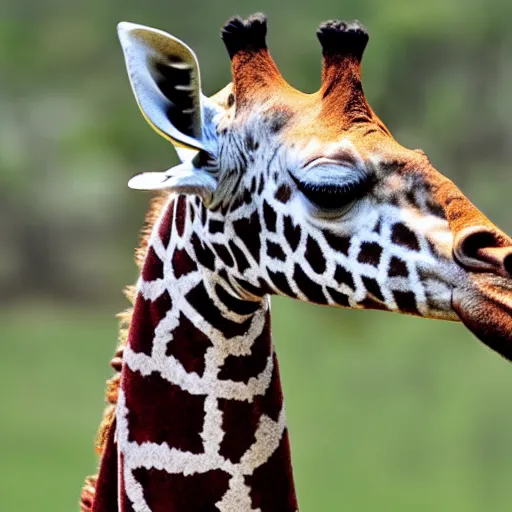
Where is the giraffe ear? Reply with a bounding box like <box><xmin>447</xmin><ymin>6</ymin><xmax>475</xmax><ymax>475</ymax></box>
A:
<box><xmin>128</xmin><ymin>161</ymin><xmax>218</xmax><ymax>204</ymax></box>
<box><xmin>117</xmin><ymin>22</ymin><xmax>211</xmax><ymax>153</ymax></box>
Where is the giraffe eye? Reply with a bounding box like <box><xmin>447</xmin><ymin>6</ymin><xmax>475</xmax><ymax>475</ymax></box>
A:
<box><xmin>290</xmin><ymin>170</ymin><xmax>371</xmax><ymax>213</ymax></box>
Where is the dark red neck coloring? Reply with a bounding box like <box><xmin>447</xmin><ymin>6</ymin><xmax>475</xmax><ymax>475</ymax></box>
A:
<box><xmin>90</xmin><ymin>195</ymin><xmax>298</xmax><ymax>512</ymax></box>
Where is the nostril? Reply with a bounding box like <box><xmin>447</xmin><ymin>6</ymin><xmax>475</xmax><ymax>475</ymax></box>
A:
<box><xmin>459</xmin><ymin>230</ymin><xmax>498</xmax><ymax>260</ymax></box>
<box><xmin>455</xmin><ymin>227</ymin><xmax>512</xmax><ymax>276</ymax></box>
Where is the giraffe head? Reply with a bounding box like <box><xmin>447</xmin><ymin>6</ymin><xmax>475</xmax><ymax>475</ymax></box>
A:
<box><xmin>118</xmin><ymin>14</ymin><xmax>512</xmax><ymax>359</ymax></box>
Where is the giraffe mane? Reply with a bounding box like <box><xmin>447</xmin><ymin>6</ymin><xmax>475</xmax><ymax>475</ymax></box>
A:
<box><xmin>81</xmin><ymin>192</ymin><xmax>169</xmax><ymax>512</ymax></box>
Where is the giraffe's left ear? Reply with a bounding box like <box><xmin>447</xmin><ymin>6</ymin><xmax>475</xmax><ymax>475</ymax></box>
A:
<box><xmin>128</xmin><ymin>160</ymin><xmax>218</xmax><ymax>204</ymax></box>
<box><xmin>117</xmin><ymin>22</ymin><xmax>216</xmax><ymax>153</ymax></box>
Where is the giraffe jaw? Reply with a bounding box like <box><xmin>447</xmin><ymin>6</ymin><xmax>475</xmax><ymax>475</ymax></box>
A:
<box><xmin>452</xmin><ymin>274</ymin><xmax>512</xmax><ymax>360</ymax></box>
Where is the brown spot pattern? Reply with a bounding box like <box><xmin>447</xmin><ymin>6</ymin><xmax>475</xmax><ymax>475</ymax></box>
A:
<box><xmin>128</xmin><ymin>292</ymin><xmax>173</xmax><ymax>356</ymax></box>
<box><xmin>172</xmin><ymin>248</ymin><xmax>198</xmax><ymax>278</ymax></box>
<box><xmin>233</xmin><ymin>211</ymin><xmax>262</xmax><ymax>263</ymax></box>
<box><xmin>389</xmin><ymin>256</ymin><xmax>408</xmax><ymax>277</ymax></box>
<box><xmin>283</xmin><ymin>216</ymin><xmax>301</xmax><ymax>252</ymax></box>
<box><xmin>357</xmin><ymin>241</ymin><xmax>382</xmax><ymax>267</ymax></box>
<box><xmin>229</xmin><ymin>240</ymin><xmax>250</xmax><ymax>273</ymax></box>
<box><xmin>334</xmin><ymin>265</ymin><xmax>355</xmax><ymax>290</ymax></box>
<box><xmin>361</xmin><ymin>276</ymin><xmax>385</xmax><ymax>302</ymax></box>
<box><xmin>293</xmin><ymin>264</ymin><xmax>327</xmax><ymax>304</ymax></box>
<box><xmin>393</xmin><ymin>290</ymin><xmax>419</xmax><ymax>315</ymax></box>
<box><xmin>132</xmin><ymin>467</ymin><xmax>230</xmax><ymax>512</ymax></box>
<box><xmin>212</xmin><ymin>243</ymin><xmax>235</xmax><ymax>268</ymax></box>
<box><xmin>218</xmin><ymin>323</ymin><xmax>270</xmax><ymax>383</ymax></box>
<box><xmin>142</xmin><ymin>246</ymin><xmax>164</xmax><ymax>281</ymax></box>
<box><xmin>175</xmin><ymin>195</ymin><xmax>187</xmax><ymax>237</ymax></box>
<box><xmin>124</xmin><ymin>367</ymin><xmax>205</xmax><ymax>453</ymax></box>
<box><xmin>323</xmin><ymin>231</ymin><xmax>351</xmax><ymax>255</ymax></box>
<box><xmin>305</xmin><ymin>236</ymin><xmax>326</xmax><ymax>274</ymax></box>
<box><xmin>267</xmin><ymin>269</ymin><xmax>295</xmax><ymax>297</ymax></box>
<box><xmin>166</xmin><ymin>312</ymin><xmax>213</xmax><ymax>377</ymax></box>
<box><xmin>275</xmin><ymin>185</ymin><xmax>292</xmax><ymax>203</ymax></box>
<box><xmin>391</xmin><ymin>223</ymin><xmax>420</xmax><ymax>251</ymax></box>
<box><xmin>245</xmin><ymin>430</ymin><xmax>298</xmax><ymax>512</ymax></box>
<box><xmin>267</xmin><ymin>241</ymin><xmax>286</xmax><ymax>261</ymax></box>
<box><xmin>263</xmin><ymin>200</ymin><xmax>277</xmax><ymax>232</ymax></box>
<box><xmin>186</xmin><ymin>282</ymin><xmax>252</xmax><ymax>339</ymax></box>
<box><xmin>218</xmin><ymin>399</ymin><xmax>259</xmax><ymax>463</ymax></box>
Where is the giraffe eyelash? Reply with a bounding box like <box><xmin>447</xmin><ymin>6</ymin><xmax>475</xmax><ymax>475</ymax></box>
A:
<box><xmin>290</xmin><ymin>172</ymin><xmax>372</xmax><ymax>211</ymax></box>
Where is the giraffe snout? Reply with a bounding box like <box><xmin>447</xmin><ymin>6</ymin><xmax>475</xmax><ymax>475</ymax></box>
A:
<box><xmin>453</xmin><ymin>226</ymin><xmax>512</xmax><ymax>278</ymax></box>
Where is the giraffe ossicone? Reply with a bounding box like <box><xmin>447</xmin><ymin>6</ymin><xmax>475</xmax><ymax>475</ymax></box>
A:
<box><xmin>83</xmin><ymin>13</ymin><xmax>512</xmax><ymax>512</ymax></box>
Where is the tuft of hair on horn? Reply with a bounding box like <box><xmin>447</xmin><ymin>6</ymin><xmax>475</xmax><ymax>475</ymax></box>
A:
<box><xmin>316</xmin><ymin>20</ymin><xmax>369</xmax><ymax>62</ymax></box>
<box><xmin>221</xmin><ymin>13</ymin><xmax>268</xmax><ymax>59</ymax></box>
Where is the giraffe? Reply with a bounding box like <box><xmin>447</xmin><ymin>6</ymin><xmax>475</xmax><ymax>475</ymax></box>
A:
<box><xmin>81</xmin><ymin>13</ymin><xmax>512</xmax><ymax>512</ymax></box>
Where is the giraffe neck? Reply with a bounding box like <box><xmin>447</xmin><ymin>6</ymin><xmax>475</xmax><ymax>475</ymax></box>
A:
<box><xmin>107</xmin><ymin>195</ymin><xmax>297</xmax><ymax>512</ymax></box>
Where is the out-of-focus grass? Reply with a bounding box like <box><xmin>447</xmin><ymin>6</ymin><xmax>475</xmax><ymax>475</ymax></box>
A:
<box><xmin>0</xmin><ymin>305</ymin><xmax>115</xmax><ymax>512</ymax></box>
<box><xmin>274</xmin><ymin>299</ymin><xmax>512</xmax><ymax>512</ymax></box>
<box><xmin>1</xmin><ymin>299</ymin><xmax>512</xmax><ymax>512</ymax></box>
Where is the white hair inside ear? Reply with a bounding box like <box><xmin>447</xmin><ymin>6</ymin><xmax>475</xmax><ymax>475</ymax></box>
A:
<box><xmin>118</xmin><ymin>22</ymin><xmax>223</xmax><ymax>206</ymax></box>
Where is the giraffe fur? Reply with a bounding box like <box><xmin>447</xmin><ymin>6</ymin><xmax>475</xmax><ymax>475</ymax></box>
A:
<box><xmin>82</xmin><ymin>13</ymin><xmax>512</xmax><ymax>512</ymax></box>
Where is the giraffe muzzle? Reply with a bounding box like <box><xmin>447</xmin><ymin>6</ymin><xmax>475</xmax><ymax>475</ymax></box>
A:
<box><xmin>452</xmin><ymin>226</ymin><xmax>512</xmax><ymax>360</ymax></box>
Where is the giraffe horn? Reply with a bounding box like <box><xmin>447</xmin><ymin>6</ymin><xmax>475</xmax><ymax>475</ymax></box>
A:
<box><xmin>316</xmin><ymin>20</ymin><xmax>373</xmax><ymax>121</ymax></box>
<box><xmin>221</xmin><ymin>13</ymin><xmax>290</xmax><ymax>107</ymax></box>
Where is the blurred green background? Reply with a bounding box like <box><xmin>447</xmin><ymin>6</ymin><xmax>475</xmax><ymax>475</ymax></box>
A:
<box><xmin>2</xmin><ymin>0</ymin><xmax>512</xmax><ymax>511</ymax></box>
